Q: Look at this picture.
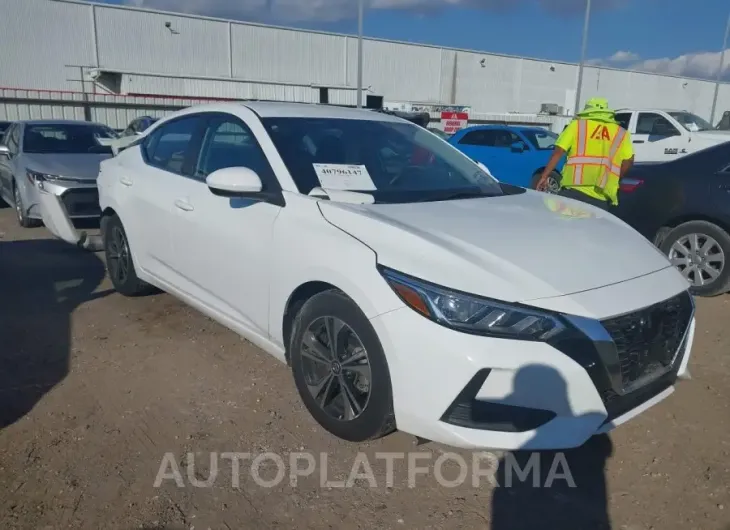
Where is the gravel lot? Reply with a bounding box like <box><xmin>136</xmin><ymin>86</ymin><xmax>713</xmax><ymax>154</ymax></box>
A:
<box><xmin>0</xmin><ymin>206</ymin><xmax>728</xmax><ymax>530</ymax></box>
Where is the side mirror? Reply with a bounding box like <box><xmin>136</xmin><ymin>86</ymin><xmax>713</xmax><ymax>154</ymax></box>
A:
<box><xmin>510</xmin><ymin>142</ymin><xmax>526</xmax><ymax>153</ymax></box>
<box><xmin>0</xmin><ymin>145</ymin><xmax>10</xmax><ymax>158</ymax></box>
<box><xmin>206</xmin><ymin>166</ymin><xmax>263</xmax><ymax>197</ymax></box>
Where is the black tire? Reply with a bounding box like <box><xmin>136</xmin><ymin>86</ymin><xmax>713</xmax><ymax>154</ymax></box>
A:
<box><xmin>659</xmin><ymin>220</ymin><xmax>730</xmax><ymax>297</ymax></box>
<box><xmin>289</xmin><ymin>290</ymin><xmax>396</xmax><ymax>442</ymax></box>
<box><xmin>13</xmin><ymin>183</ymin><xmax>42</xmax><ymax>228</ymax></box>
<box><xmin>102</xmin><ymin>214</ymin><xmax>154</xmax><ymax>297</ymax></box>
<box><xmin>531</xmin><ymin>170</ymin><xmax>561</xmax><ymax>193</ymax></box>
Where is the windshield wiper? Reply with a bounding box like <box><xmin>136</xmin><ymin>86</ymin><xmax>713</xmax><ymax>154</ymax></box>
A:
<box><xmin>414</xmin><ymin>190</ymin><xmax>496</xmax><ymax>203</ymax></box>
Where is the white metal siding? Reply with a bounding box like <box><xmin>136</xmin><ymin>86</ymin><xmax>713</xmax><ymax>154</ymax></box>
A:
<box><xmin>95</xmin><ymin>5</ymin><xmax>230</xmax><ymax>77</ymax></box>
<box><xmin>0</xmin><ymin>0</ymin><xmax>95</xmax><ymax>91</ymax></box>
<box><xmin>232</xmin><ymin>24</ymin><xmax>346</xmax><ymax>87</ymax></box>
<box><xmin>346</xmin><ymin>38</ymin><xmax>442</xmax><ymax>102</ymax></box>
<box><xmin>1</xmin><ymin>0</ymin><xmax>729</xmax><ymax>122</ymax></box>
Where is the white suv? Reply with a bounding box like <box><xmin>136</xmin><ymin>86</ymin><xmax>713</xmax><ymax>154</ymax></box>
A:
<box><xmin>39</xmin><ymin>102</ymin><xmax>696</xmax><ymax>450</ymax></box>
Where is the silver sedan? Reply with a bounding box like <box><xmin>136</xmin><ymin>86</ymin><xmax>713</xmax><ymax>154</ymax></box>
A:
<box><xmin>0</xmin><ymin>120</ymin><xmax>116</xmax><ymax>227</ymax></box>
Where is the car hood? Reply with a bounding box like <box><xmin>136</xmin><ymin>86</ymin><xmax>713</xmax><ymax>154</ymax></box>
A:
<box><xmin>24</xmin><ymin>153</ymin><xmax>111</xmax><ymax>181</ymax></box>
<box><xmin>318</xmin><ymin>190</ymin><xmax>672</xmax><ymax>303</ymax></box>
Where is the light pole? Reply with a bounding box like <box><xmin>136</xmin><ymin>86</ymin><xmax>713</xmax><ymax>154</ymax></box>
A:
<box><xmin>356</xmin><ymin>0</ymin><xmax>364</xmax><ymax>108</ymax></box>
<box><xmin>573</xmin><ymin>0</ymin><xmax>592</xmax><ymax>116</ymax></box>
<box><xmin>709</xmin><ymin>10</ymin><xmax>730</xmax><ymax>126</ymax></box>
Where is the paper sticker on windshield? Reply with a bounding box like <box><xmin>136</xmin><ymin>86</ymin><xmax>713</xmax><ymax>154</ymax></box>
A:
<box><xmin>313</xmin><ymin>164</ymin><xmax>376</xmax><ymax>191</ymax></box>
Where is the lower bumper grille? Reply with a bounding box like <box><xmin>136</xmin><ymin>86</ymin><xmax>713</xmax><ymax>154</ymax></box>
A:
<box><xmin>62</xmin><ymin>188</ymin><xmax>100</xmax><ymax>217</ymax></box>
<box><xmin>601</xmin><ymin>291</ymin><xmax>693</xmax><ymax>391</ymax></box>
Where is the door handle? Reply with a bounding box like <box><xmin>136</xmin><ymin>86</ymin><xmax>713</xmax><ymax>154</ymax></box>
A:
<box><xmin>632</xmin><ymin>140</ymin><xmax>645</xmax><ymax>144</ymax></box>
<box><xmin>174</xmin><ymin>199</ymin><xmax>194</xmax><ymax>212</ymax></box>
<box><xmin>120</xmin><ymin>176</ymin><xmax>133</xmax><ymax>186</ymax></box>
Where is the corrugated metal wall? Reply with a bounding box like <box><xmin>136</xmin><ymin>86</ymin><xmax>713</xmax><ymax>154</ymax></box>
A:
<box><xmin>1</xmin><ymin>0</ymin><xmax>729</xmax><ymax>120</ymax></box>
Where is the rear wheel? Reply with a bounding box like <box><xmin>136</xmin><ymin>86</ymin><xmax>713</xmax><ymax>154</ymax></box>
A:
<box><xmin>289</xmin><ymin>290</ymin><xmax>396</xmax><ymax>442</ymax></box>
<box><xmin>14</xmin><ymin>183</ymin><xmax>41</xmax><ymax>228</ymax></box>
<box><xmin>660</xmin><ymin>220</ymin><xmax>730</xmax><ymax>297</ymax></box>
<box><xmin>103</xmin><ymin>214</ymin><xmax>154</xmax><ymax>296</ymax></box>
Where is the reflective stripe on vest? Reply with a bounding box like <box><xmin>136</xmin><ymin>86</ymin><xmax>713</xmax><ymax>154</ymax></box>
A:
<box><xmin>567</xmin><ymin>120</ymin><xmax>626</xmax><ymax>189</ymax></box>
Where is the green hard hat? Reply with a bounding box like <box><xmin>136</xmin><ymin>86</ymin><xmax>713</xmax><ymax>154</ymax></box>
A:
<box><xmin>577</xmin><ymin>97</ymin><xmax>616</xmax><ymax>122</ymax></box>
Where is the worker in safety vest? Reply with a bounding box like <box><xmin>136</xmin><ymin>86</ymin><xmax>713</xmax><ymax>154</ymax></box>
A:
<box><xmin>536</xmin><ymin>97</ymin><xmax>634</xmax><ymax>210</ymax></box>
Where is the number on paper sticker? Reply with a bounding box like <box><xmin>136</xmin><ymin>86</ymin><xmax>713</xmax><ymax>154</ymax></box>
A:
<box><xmin>312</xmin><ymin>164</ymin><xmax>377</xmax><ymax>191</ymax></box>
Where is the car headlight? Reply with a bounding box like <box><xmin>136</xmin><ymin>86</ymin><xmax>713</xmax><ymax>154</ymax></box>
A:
<box><xmin>27</xmin><ymin>170</ymin><xmax>60</xmax><ymax>183</ymax></box>
<box><xmin>379</xmin><ymin>267</ymin><xmax>566</xmax><ymax>341</ymax></box>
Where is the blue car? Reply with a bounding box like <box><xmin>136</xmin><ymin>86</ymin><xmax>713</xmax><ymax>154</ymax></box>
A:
<box><xmin>448</xmin><ymin>125</ymin><xmax>565</xmax><ymax>190</ymax></box>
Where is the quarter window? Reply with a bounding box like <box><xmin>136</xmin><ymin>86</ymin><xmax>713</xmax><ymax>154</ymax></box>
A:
<box><xmin>615</xmin><ymin>113</ymin><xmax>631</xmax><ymax>131</ymax></box>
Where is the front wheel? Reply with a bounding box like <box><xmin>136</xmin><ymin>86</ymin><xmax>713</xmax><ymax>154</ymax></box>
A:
<box><xmin>660</xmin><ymin>220</ymin><xmax>730</xmax><ymax>297</ymax></box>
<box><xmin>289</xmin><ymin>290</ymin><xmax>396</xmax><ymax>442</ymax></box>
<box><xmin>14</xmin><ymin>184</ymin><xmax>41</xmax><ymax>228</ymax></box>
<box><xmin>103</xmin><ymin>214</ymin><xmax>154</xmax><ymax>297</ymax></box>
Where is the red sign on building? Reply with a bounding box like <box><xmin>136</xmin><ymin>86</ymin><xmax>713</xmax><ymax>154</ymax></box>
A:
<box><xmin>440</xmin><ymin>112</ymin><xmax>469</xmax><ymax>134</ymax></box>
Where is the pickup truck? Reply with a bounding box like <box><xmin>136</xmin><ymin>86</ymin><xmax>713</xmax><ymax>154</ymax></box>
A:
<box><xmin>614</xmin><ymin>109</ymin><xmax>730</xmax><ymax>162</ymax></box>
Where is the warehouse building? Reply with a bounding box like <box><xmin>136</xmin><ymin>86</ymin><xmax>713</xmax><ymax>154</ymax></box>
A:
<box><xmin>1</xmin><ymin>0</ymin><xmax>729</xmax><ymax>129</ymax></box>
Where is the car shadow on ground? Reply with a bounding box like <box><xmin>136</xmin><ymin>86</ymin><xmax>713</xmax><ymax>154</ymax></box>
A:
<box><xmin>490</xmin><ymin>364</ymin><xmax>614</xmax><ymax>530</ymax></box>
<box><xmin>0</xmin><ymin>238</ymin><xmax>111</xmax><ymax>430</ymax></box>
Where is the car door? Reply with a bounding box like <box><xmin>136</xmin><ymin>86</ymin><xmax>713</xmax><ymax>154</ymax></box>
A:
<box><xmin>166</xmin><ymin>112</ymin><xmax>284</xmax><ymax>338</ymax></box>
<box><xmin>632</xmin><ymin>112</ymin><xmax>687</xmax><ymax>162</ymax></box>
<box><xmin>454</xmin><ymin>128</ymin><xmax>512</xmax><ymax>180</ymax></box>
<box><xmin>505</xmin><ymin>130</ymin><xmax>537</xmax><ymax>186</ymax></box>
<box><xmin>124</xmin><ymin>114</ymin><xmax>207</xmax><ymax>283</ymax></box>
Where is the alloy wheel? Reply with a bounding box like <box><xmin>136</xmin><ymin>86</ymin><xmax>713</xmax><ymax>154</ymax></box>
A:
<box><xmin>299</xmin><ymin>316</ymin><xmax>372</xmax><ymax>421</ymax></box>
<box><xmin>107</xmin><ymin>226</ymin><xmax>131</xmax><ymax>285</ymax></box>
<box><xmin>669</xmin><ymin>233</ymin><xmax>725</xmax><ymax>287</ymax></box>
<box><xmin>545</xmin><ymin>173</ymin><xmax>561</xmax><ymax>194</ymax></box>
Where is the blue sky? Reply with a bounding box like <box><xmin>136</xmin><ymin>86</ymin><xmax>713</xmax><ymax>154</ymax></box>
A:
<box><xmin>98</xmin><ymin>0</ymin><xmax>730</xmax><ymax>80</ymax></box>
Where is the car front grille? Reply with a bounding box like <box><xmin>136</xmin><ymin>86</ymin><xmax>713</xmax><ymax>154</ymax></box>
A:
<box><xmin>62</xmin><ymin>188</ymin><xmax>100</xmax><ymax>217</ymax></box>
<box><xmin>600</xmin><ymin>291</ymin><xmax>693</xmax><ymax>391</ymax></box>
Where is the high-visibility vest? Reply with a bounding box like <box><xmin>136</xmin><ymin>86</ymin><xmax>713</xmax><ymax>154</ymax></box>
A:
<box><xmin>562</xmin><ymin>119</ymin><xmax>629</xmax><ymax>205</ymax></box>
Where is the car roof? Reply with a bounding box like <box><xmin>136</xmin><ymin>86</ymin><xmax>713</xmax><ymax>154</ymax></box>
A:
<box><xmin>19</xmin><ymin>119</ymin><xmax>107</xmax><ymax>126</ymax></box>
<box><xmin>242</xmin><ymin>101</ymin><xmax>404</xmax><ymax>122</ymax></box>
<box><xmin>615</xmin><ymin>108</ymin><xmax>687</xmax><ymax>113</ymax></box>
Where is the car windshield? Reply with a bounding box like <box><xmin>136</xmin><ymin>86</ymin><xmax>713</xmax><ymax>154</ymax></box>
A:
<box><xmin>262</xmin><ymin>117</ymin><xmax>505</xmax><ymax>203</ymax></box>
<box><xmin>668</xmin><ymin>111</ymin><xmax>712</xmax><ymax>132</ymax></box>
<box><xmin>23</xmin><ymin>123</ymin><xmax>114</xmax><ymax>154</ymax></box>
<box><xmin>0</xmin><ymin>122</ymin><xmax>10</xmax><ymax>135</ymax></box>
<box><xmin>520</xmin><ymin>129</ymin><xmax>558</xmax><ymax>150</ymax></box>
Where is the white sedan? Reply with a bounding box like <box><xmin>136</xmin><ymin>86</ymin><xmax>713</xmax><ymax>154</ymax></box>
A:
<box><xmin>40</xmin><ymin>102</ymin><xmax>696</xmax><ymax>450</ymax></box>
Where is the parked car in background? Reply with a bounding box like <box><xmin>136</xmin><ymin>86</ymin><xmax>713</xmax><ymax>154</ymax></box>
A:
<box><xmin>448</xmin><ymin>125</ymin><xmax>565</xmax><ymax>191</ymax></box>
<box><xmin>0</xmin><ymin>120</ymin><xmax>114</xmax><ymax>227</ymax></box>
<box><xmin>428</xmin><ymin>128</ymin><xmax>451</xmax><ymax>140</ymax></box>
<box><xmin>614</xmin><ymin>142</ymin><xmax>730</xmax><ymax>297</ymax></box>
<box><xmin>39</xmin><ymin>102</ymin><xmax>695</xmax><ymax>450</ymax></box>
<box><xmin>122</xmin><ymin>116</ymin><xmax>159</xmax><ymax>137</ymax></box>
<box><xmin>614</xmin><ymin>109</ymin><xmax>730</xmax><ymax>163</ymax></box>
<box><xmin>112</xmin><ymin>115</ymin><xmax>160</xmax><ymax>153</ymax></box>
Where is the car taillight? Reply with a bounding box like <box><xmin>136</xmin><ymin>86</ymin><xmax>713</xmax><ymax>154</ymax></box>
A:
<box><xmin>619</xmin><ymin>178</ymin><xmax>644</xmax><ymax>193</ymax></box>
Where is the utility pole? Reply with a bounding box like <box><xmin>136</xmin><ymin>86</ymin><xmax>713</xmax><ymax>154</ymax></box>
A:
<box><xmin>574</xmin><ymin>0</ymin><xmax>592</xmax><ymax>116</ymax></box>
<box><xmin>710</xmin><ymin>10</ymin><xmax>730</xmax><ymax>126</ymax></box>
<box><xmin>356</xmin><ymin>0</ymin><xmax>364</xmax><ymax>108</ymax></box>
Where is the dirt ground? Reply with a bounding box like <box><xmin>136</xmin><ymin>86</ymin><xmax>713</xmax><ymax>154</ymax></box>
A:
<box><xmin>0</xmin><ymin>206</ymin><xmax>728</xmax><ymax>530</ymax></box>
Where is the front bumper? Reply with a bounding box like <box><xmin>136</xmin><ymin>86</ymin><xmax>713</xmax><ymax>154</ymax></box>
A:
<box><xmin>371</xmin><ymin>290</ymin><xmax>695</xmax><ymax>450</ymax></box>
<box><xmin>37</xmin><ymin>181</ymin><xmax>103</xmax><ymax>251</ymax></box>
